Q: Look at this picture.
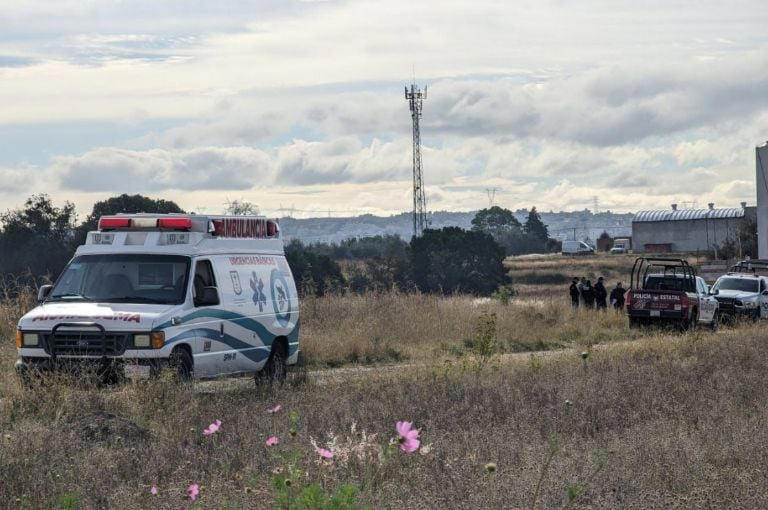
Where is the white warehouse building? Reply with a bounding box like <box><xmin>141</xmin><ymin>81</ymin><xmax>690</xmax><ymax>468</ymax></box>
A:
<box><xmin>632</xmin><ymin>203</ymin><xmax>756</xmax><ymax>254</ymax></box>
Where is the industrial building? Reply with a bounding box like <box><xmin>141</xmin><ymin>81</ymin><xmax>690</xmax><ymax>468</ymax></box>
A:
<box><xmin>632</xmin><ymin>203</ymin><xmax>755</xmax><ymax>254</ymax></box>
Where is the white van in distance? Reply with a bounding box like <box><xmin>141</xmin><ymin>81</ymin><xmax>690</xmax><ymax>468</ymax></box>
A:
<box><xmin>561</xmin><ymin>240</ymin><xmax>594</xmax><ymax>256</ymax></box>
<box><xmin>15</xmin><ymin>214</ymin><xmax>299</xmax><ymax>383</ymax></box>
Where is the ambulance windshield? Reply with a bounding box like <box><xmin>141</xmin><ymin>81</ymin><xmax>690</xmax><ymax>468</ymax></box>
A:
<box><xmin>48</xmin><ymin>254</ymin><xmax>191</xmax><ymax>305</ymax></box>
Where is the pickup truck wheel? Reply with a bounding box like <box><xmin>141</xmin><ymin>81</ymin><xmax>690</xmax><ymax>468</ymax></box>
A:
<box><xmin>629</xmin><ymin>317</ymin><xmax>641</xmax><ymax>329</ymax></box>
<box><xmin>169</xmin><ymin>348</ymin><xmax>193</xmax><ymax>382</ymax></box>
<box><xmin>710</xmin><ymin>311</ymin><xmax>720</xmax><ymax>331</ymax></box>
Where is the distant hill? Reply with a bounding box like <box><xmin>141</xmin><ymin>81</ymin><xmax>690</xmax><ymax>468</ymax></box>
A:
<box><xmin>279</xmin><ymin>209</ymin><xmax>634</xmax><ymax>245</ymax></box>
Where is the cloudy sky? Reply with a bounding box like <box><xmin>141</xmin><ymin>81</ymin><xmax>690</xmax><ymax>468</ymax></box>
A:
<box><xmin>1</xmin><ymin>0</ymin><xmax>768</xmax><ymax>218</ymax></box>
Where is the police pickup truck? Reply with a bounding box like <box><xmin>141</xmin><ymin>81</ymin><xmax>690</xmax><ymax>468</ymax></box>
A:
<box><xmin>626</xmin><ymin>257</ymin><xmax>719</xmax><ymax>330</ymax></box>
<box><xmin>711</xmin><ymin>260</ymin><xmax>768</xmax><ymax>320</ymax></box>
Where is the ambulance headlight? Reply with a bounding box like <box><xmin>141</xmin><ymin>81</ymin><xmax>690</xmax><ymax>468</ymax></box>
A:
<box><xmin>133</xmin><ymin>334</ymin><xmax>151</xmax><ymax>348</ymax></box>
<box><xmin>23</xmin><ymin>333</ymin><xmax>39</xmax><ymax>346</ymax></box>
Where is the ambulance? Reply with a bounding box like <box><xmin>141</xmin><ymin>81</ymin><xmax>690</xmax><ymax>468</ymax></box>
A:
<box><xmin>14</xmin><ymin>214</ymin><xmax>299</xmax><ymax>382</ymax></box>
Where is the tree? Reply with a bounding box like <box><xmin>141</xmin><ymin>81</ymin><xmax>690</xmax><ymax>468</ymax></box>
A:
<box><xmin>284</xmin><ymin>239</ymin><xmax>346</xmax><ymax>297</ymax></box>
<box><xmin>471</xmin><ymin>207</ymin><xmax>529</xmax><ymax>256</ymax></box>
<box><xmin>409</xmin><ymin>227</ymin><xmax>508</xmax><ymax>296</ymax></box>
<box><xmin>471</xmin><ymin>206</ymin><xmax>522</xmax><ymax>237</ymax></box>
<box><xmin>523</xmin><ymin>207</ymin><xmax>549</xmax><ymax>241</ymax></box>
<box><xmin>0</xmin><ymin>194</ymin><xmax>78</xmax><ymax>284</ymax></box>
<box><xmin>224</xmin><ymin>199</ymin><xmax>258</xmax><ymax>215</ymax></box>
<box><xmin>75</xmin><ymin>194</ymin><xmax>185</xmax><ymax>244</ymax></box>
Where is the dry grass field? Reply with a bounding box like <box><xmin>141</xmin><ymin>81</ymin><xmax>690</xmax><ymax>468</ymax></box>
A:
<box><xmin>2</xmin><ymin>254</ymin><xmax>766</xmax><ymax>509</ymax></box>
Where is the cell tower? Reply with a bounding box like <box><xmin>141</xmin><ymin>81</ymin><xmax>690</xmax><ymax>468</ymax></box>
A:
<box><xmin>405</xmin><ymin>83</ymin><xmax>427</xmax><ymax>237</ymax></box>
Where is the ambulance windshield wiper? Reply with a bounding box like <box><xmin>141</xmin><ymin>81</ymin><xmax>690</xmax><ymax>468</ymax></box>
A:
<box><xmin>49</xmin><ymin>293</ymin><xmax>91</xmax><ymax>301</ymax></box>
<box><xmin>107</xmin><ymin>296</ymin><xmax>169</xmax><ymax>304</ymax></box>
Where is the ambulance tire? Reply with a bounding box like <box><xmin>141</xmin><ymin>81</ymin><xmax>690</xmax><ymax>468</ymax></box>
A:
<box><xmin>169</xmin><ymin>347</ymin><xmax>193</xmax><ymax>382</ymax></box>
<box><xmin>256</xmin><ymin>341</ymin><xmax>287</xmax><ymax>385</ymax></box>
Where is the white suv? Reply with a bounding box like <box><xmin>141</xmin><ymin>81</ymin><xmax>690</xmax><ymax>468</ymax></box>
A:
<box><xmin>711</xmin><ymin>273</ymin><xmax>768</xmax><ymax>320</ymax></box>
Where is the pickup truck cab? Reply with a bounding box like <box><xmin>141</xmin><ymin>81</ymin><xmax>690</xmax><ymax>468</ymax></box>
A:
<box><xmin>626</xmin><ymin>257</ymin><xmax>719</xmax><ymax>330</ymax></box>
<box><xmin>712</xmin><ymin>262</ymin><xmax>768</xmax><ymax>320</ymax></box>
<box><xmin>14</xmin><ymin>214</ymin><xmax>300</xmax><ymax>384</ymax></box>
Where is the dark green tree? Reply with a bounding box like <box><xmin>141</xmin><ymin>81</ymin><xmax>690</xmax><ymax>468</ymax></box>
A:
<box><xmin>0</xmin><ymin>194</ymin><xmax>78</xmax><ymax>284</ymax></box>
<box><xmin>284</xmin><ymin>239</ymin><xmax>346</xmax><ymax>297</ymax></box>
<box><xmin>523</xmin><ymin>207</ymin><xmax>549</xmax><ymax>241</ymax></box>
<box><xmin>75</xmin><ymin>194</ymin><xmax>185</xmax><ymax>244</ymax></box>
<box><xmin>471</xmin><ymin>206</ymin><xmax>529</xmax><ymax>256</ymax></box>
<box><xmin>471</xmin><ymin>206</ymin><xmax>522</xmax><ymax>237</ymax></box>
<box><xmin>409</xmin><ymin>227</ymin><xmax>508</xmax><ymax>296</ymax></box>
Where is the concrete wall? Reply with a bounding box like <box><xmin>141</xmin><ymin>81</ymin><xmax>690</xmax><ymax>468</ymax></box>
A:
<box><xmin>633</xmin><ymin>215</ymin><xmax>750</xmax><ymax>254</ymax></box>
<box><xmin>758</xmin><ymin>144</ymin><xmax>768</xmax><ymax>258</ymax></box>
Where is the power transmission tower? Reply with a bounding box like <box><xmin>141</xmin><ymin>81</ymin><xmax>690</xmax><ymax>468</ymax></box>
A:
<box><xmin>486</xmin><ymin>188</ymin><xmax>499</xmax><ymax>207</ymax></box>
<box><xmin>405</xmin><ymin>82</ymin><xmax>427</xmax><ymax>237</ymax></box>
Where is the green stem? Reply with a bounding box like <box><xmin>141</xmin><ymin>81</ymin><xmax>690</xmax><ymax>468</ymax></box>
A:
<box><xmin>530</xmin><ymin>446</ymin><xmax>557</xmax><ymax>510</ymax></box>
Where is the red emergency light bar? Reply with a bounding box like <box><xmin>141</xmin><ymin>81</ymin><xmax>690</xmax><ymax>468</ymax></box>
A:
<box><xmin>158</xmin><ymin>218</ymin><xmax>192</xmax><ymax>229</ymax></box>
<box><xmin>98</xmin><ymin>216</ymin><xmax>192</xmax><ymax>231</ymax></box>
<box><xmin>98</xmin><ymin>217</ymin><xmax>132</xmax><ymax>229</ymax></box>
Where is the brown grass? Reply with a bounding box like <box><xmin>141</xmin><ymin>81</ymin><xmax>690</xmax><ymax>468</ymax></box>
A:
<box><xmin>2</xmin><ymin>256</ymin><xmax>767</xmax><ymax>508</ymax></box>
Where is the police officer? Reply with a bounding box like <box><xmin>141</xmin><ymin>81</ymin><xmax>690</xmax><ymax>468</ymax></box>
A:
<box><xmin>594</xmin><ymin>276</ymin><xmax>608</xmax><ymax>309</ymax></box>
<box><xmin>569</xmin><ymin>278</ymin><xmax>580</xmax><ymax>307</ymax></box>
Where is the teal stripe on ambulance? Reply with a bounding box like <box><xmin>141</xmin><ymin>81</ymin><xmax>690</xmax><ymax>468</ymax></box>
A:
<box><xmin>156</xmin><ymin>309</ymin><xmax>300</xmax><ymax>357</ymax></box>
<box><xmin>165</xmin><ymin>328</ymin><xmax>271</xmax><ymax>363</ymax></box>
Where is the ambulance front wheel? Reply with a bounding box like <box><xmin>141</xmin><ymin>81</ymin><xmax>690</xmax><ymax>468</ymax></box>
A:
<box><xmin>169</xmin><ymin>347</ymin><xmax>193</xmax><ymax>382</ymax></box>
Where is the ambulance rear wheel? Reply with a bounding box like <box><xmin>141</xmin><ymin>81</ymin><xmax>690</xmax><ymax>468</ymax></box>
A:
<box><xmin>169</xmin><ymin>347</ymin><xmax>193</xmax><ymax>382</ymax></box>
<box><xmin>256</xmin><ymin>343</ymin><xmax>287</xmax><ymax>385</ymax></box>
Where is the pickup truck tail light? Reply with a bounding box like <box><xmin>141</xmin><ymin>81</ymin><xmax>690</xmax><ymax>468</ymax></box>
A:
<box><xmin>624</xmin><ymin>291</ymin><xmax>632</xmax><ymax>308</ymax></box>
<box><xmin>680</xmin><ymin>293</ymin><xmax>690</xmax><ymax>309</ymax></box>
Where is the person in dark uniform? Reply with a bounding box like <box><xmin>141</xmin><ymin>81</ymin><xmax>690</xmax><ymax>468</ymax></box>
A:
<box><xmin>582</xmin><ymin>280</ymin><xmax>595</xmax><ymax>308</ymax></box>
<box><xmin>610</xmin><ymin>281</ymin><xmax>625</xmax><ymax>310</ymax></box>
<box><xmin>594</xmin><ymin>276</ymin><xmax>608</xmax><ymax>309</ymax></box>
<box><xmin>569</xmin><ymin>278</ymin><xmax>580</xmax><ymax>307</ymax></box>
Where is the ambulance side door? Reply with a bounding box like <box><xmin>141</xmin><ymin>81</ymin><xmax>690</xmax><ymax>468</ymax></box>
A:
<box><xmin>189</xmin><ymin>258</ymin><xmax>226</xmax><ymax>377</ymax></box>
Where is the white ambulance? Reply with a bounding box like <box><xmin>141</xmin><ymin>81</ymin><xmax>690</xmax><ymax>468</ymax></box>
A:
<box><xmin>14</xmin><ymin>214</ymin><xmax>299</xmax><ymax>382</ymax></box>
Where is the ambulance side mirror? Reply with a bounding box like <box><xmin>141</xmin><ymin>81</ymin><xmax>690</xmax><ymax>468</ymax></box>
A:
<box><xmin>37</xmin><ymin>285</ymin><xmax>53</xmax><ymax>302</ymax></box>
<box><xmin>197</xmin><ymin>286</ymin><xmax>220</xmax><ymax>307</ymax></box>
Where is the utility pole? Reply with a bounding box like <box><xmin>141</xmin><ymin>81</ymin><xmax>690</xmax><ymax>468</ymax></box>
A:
<box><xmin>405</xmin><ymin>82</ymin><xmax>427</xmax><ymax>237</ymax></box>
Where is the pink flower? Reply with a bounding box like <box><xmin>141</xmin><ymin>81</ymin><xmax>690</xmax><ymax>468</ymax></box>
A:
<box><xmin>150</xmin><ymin>486</ymin><xmax>158</xmax><ymax>495</ymax></box>
<box><xmin>187</xmin><ymin>483</ymin><xmax>199</xmax><ymax>501</ymax></box>
<box><xmin>202</xmin><ymin>419</ymin><xmax>221</xmax><ymax>436</ymax></box>
<box><xmin>316</xmin><ymin>447</ymin><xmax>335</xmax><ymax>459</ymax></box>
<box><xmin>267</xmin><ymin>404</ymin><xmax>282</xmax><ymax>414</ymax></box>
<box><xmin>396</xmin><ymin>421</ymin><xmax>421</xmax><ymax>453</ymax></box>
<box><xmin>266</xmin><ymin>436</ymin><xmax>280</xmax><ymax>446</ymax></box>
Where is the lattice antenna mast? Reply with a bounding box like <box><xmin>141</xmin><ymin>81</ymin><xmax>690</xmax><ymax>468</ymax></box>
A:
<box><xmin>405</xmin><ymin>83</ymin><xmax>428</xmax><ymax>237</ymax></box>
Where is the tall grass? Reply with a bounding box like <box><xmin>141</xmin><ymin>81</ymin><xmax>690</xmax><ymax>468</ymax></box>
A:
<box><xmin>300</xmin><ymin>291</ymin><xmax>638</xmax><ymax>366</ymax></box>
<box><xmin>2</xmin><ymin>322</ymin><xmax>768</xmax><ymax>507</ymax></box>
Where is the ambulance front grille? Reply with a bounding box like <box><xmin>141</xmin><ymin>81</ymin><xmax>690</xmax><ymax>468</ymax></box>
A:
<box><xmin>44</xmin><ymin>331</ymin><xmax>129</xmax><ymax>357</ymax></box>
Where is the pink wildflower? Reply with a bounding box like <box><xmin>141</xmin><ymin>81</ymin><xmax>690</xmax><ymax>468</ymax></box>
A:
<box><xmin>187</xmin><ymin>483</ymin><xmax>199</xmax><ymax>501</ymax></box>
<box><xmin>316</xmin><ymin>447</ymin><xmax>335</xmax><ymax>459</ymax></box>
<box><xmin>202</xmin><ymin>419</ymin><xmax>222</xmax><ymax>436</ymax></box>
<box><xmin>266</xmin><ymin>436</ymin><xmax>280</xmax><ymax>446</ymax></box>
<box><xmin>267</xmin><ymin>404</ymin><xmax>282</xmax><ymax>414</ymax></box>
<box><xmin>150</xmin><ymin>486</ymin><xmax>158</xmax><ymax>495</ymax></box>
<box><xmin>396</xmin><ymin>421</ymin><xmax>421</xmax><ymax>453</ymax></box>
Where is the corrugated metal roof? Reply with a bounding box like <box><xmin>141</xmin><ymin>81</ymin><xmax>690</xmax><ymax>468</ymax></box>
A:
<box><xmin>633</xmin><ymin>208</ymin><xmax>745</xmax><ymax>223</ymax></box>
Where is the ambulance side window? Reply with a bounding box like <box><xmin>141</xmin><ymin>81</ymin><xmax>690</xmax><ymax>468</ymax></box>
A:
<box><xmin>193</xmin><ymin>260</ymin><xmax>218</xmax><ymax>307</ymax></box>
<box><xmin>761</xmin><ymin>279</ymin><xmax>767</xmax><ymax>293</ymax></box>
